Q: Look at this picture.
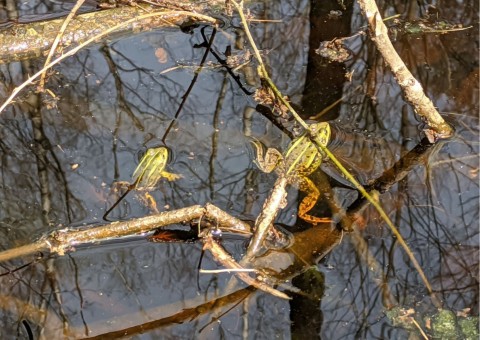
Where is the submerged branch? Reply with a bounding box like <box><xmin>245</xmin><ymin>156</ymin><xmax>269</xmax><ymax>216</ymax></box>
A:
<box><xmin>0</xmin><ymin>6</ymin><xmax>210</xmax><ymax>64</ymax></box>
<box><xmin>83</xmin><ymin>287</ymin><xmax>255</xmax><ymax>339</ymax></box>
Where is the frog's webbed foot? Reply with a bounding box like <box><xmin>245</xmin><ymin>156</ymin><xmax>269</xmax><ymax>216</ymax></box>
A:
<box><xmin>298</xmin><ymin>177</ymin><xmax>332</xmax><ymax>225</ymax></box>
<box><xmin>250</xmin><ymin>139</ymin><xmax>282</xmax><ymax>173</ymax></box>
<box><xmin>161</xmin><ymin>171</ymin><xmax>183</xmax><ymax>182</ymax></box>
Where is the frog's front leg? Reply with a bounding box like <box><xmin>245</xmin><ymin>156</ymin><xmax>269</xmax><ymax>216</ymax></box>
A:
<box><xmin>298</xmin><ymin>177</ymin><xmax>331</xmax><ymax>224</ymax></box>
<box><xmin>250</xmin><ymin>139</ymin><xmax>282</xmax><ymax>173</ymax></box>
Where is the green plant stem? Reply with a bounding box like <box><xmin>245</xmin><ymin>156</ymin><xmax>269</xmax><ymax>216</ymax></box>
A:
<box><xmin>231</xmin><ymin>0</ymin><xmax>308</xmax><ymax>130</ymax></box>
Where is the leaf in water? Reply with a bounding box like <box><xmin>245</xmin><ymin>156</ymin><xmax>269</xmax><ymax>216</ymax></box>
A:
<box><xmin>155</xmin><ymin>47</ymin><xmax>168</xmax><ymax>64</ymax></box>
<box><xmin>149</xmin><ymin>229</ymin><xmax>199</xmax><ymax>243</ymax></box>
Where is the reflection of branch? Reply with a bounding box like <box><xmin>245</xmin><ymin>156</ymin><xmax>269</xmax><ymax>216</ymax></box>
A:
<box><xmin>209</xmin><ymin>74</ymin><xmax>229</xmax><ymax>199</ymax></box>
<box><xmin>24</xmin><ymin>87</ymin><xmax>52</xmax><ymax>224</ymax></box>
<box><xmin>83</xmin><ymin>287</ymin><xmax>255</xmax><ymax>339</ymax></box>
<box><xmin>199</xmin><ymin>27</ymin><xmax>255</xmax><ymax>96</ymax></box>
<box><xmin>162</xmin><ymin>25</ymin><xmax>217</xmax><ymax>143</ymax></box>
<box><xmin>101</xmin><ymin>44</ymin><xmax>144</xmax><ymax>130</ymax></box>
<box><xmin>347</xmin><ymin>137</ymin><xmax>438</xmax><ymax>214</ymax></box>
<box><xmin>341</xmin><ymin>137</ymin><xmax>444</xmax><ymax>309</ymax></box>
<box><xmin>356</xmin><ymin>0</ymin><xmax>453</xmax><ymax>140</ymax></box>
<box><xmin>348</xmin><ymin>231</ymin><xmax>397</xmax><ymax>308</ymax></box>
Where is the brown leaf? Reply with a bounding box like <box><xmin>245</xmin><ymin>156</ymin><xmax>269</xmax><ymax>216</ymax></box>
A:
<box><xmin>155</xmin><ymin>47</ymin><xmax>168</xmax><ymax>64</ymax></box>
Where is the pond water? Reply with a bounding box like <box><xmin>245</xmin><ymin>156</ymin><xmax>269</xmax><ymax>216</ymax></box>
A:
<box><xmin>0</xmin><ymin>0</ymin><xmax>478</xmax><ymax>338</ymax></box>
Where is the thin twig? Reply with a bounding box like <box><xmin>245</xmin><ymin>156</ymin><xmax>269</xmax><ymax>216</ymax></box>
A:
<box><xmin>200</xmin><ymin>268</ymin><xmax>257</xmax><ymax>273</ymax></box>
<box><xmin>230</xmin><ymin>1</ymin><xmax>308</xmax><ymax>130</ymax></box>
<box><xmin>38</xmin><ymin>0</ymin><xmax>86</xmax><ymax>91</ymax></box>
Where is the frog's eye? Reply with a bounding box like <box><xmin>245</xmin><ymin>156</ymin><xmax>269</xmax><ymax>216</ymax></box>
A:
<box><xmin>137</xmin><ymin>145</ymin><xmax>174</xmax><ymax>164</ymax></box>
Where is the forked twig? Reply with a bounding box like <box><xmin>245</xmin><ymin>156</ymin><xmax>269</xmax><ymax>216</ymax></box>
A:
<box><xmin>202</xmin><ymin>231</ymin><xmax>290</xmax><ymax>299</ymax></box>
<box><xmin>0</xmin><ymin>202</ymin><xmax>288</xmax><ymax>300</ymax></box>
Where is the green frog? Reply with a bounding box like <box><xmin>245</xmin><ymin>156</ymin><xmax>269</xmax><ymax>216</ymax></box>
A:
<box><xmin>251</xmin><ymin>122</ymin><xmax>331</xmax><ymax>225</ymax></box>
<box><xmin>132</xmin><ymin>146</ymin><xmax>182</xmax><ymax>189</ymax></box>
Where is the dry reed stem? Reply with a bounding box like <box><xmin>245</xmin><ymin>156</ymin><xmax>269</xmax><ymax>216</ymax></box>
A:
<box><xmin>38</xmin><ymin>0</ymin><xmax>86</xmax><ymax>91</ymax></box>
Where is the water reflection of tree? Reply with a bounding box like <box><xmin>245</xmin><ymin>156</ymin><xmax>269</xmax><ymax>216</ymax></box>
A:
<box><xmin>0</xmin><ymin>0</ymin><xmax>478</xmax><ymax>338</ymax></box>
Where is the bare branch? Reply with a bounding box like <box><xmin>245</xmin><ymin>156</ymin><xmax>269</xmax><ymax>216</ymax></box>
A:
<box><xmin>357</xmin><ymin>0</ymin><xmax>454</xmax><ymax>140</ymax></box>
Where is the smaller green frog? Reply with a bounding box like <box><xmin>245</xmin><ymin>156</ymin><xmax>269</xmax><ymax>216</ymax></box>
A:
<box><xmin>103</xmin><ymin>146</ymin><xmax>181</xmax><ymax>220</ymax></box>
<box><xmin>251</xmin><ymin>122</ymin><xmax>331</xmax><ymax>225</ymax></box>
<box><xmin>132</xmin><ymin>146</ymin><xmax>182</xmax><ymax>189</ymax></box>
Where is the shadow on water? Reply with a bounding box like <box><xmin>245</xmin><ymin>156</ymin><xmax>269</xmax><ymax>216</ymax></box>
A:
<box><xmin>0</xmin><ymin>0</ymin><xmax>478</xmax><ymax>338</ymax></box>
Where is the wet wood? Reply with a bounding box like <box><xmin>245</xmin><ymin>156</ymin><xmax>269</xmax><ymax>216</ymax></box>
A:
<box><xmin>243</xmin><ymin>176</ymin><xmax>288</xmax><ymax>261</ymax></box>
<box><xmin>0</xmin><ymin>204</ymin><xmax>250</xmax><ymax>263</ymax></box>
<box><xmin>0</xmin><ymin>6</ymin><xmax>215</xmax><ymax>64</ymax></box>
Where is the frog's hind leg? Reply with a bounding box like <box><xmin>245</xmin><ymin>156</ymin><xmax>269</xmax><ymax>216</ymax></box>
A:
<box><xmin>298</xmin><ymin>177</ymin><xmax>332</xmax><ymax>225</ymax></box>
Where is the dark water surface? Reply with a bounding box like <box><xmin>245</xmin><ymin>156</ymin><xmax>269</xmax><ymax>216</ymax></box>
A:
<box><xmin>0</xmin><ymin>0</ymin><xmax>478</xmax><ymax>338</ymax></box>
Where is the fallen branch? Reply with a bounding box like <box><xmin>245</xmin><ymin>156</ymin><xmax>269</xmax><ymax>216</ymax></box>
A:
<box><xmin>357</xmin><ymin>0</ymin><xmax>454</xmax><ymax>140</ymax></box>
<box><xmin>0</xmin><ymin>202</ymin><xmax>291</xmax><ymax>300</ymax></box>
<box><xmin>0</xmin><ymin>203</ymin><xmax>251</xmax><ymax>263</ymax></box>
<box><xmin>0</xmin><ymin>6</ymin><xmax>210</xmax><ymax>64</ymax></box>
